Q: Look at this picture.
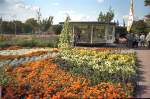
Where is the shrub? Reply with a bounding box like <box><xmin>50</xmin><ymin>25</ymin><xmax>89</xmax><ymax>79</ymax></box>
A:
<box><xmin>58</xmin><ymin>16</ymin><xmax>72</xmax><ymax>48</ymax></box>
<box><xmin>0</xmin><ymin>35</ymin><xmax>59</xmax><ymax>48</ymax></box>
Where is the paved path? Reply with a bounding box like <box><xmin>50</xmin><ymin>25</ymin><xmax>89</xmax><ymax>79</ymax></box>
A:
<box><xmin>136</xmin><ymin>50</ymin><xmax>150</xmax><ymax>98</ymax></box>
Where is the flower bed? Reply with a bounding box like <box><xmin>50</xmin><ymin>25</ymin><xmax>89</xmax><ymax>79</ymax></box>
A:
<box><xmin>0</xmin><ymin>48</ymin><xmax>136</xmax><ymax>98</ymax></box>
<box><xmin>0</xmin><ymin>48</ymin><xmax>57</xmax><ymax>56</ymax></box>
<box><xmin>3</xmin><ymin>58</ymin><xmax>133</xmax><ymax>98</ymax></box>
<box><xmin>56</xmin><ymin>48</ymin><xmax>137</xmax><ymax>85</ymax></box>
<box><xmin>0</xmin><ymin>48</ymin><xmax>58</xmax><ymax>67</ymax></box>
<box><xmin>0</xmin><ymin>51</ymin><xmax>48</xmax><ymax>60</ymax></box>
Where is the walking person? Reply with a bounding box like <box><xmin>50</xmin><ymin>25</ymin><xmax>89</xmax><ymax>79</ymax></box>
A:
<box><xmin>133</xmin><ymin>34</ymin><xmax>139</xmax><ymax>48</ymax></box>
<box><xmin>140</xmin><ymin>33</ymin><xmax>146</xmax><ymax>47</ymax></box>
<box><xmin>146</xmin><ymin>32</ymin><xmax>150</xmax><ymax>48</ymax></box>
<box><xmin>127</xmin><ymin>33</ymin><xmax>134</xmax><ymax>48</ymax></box>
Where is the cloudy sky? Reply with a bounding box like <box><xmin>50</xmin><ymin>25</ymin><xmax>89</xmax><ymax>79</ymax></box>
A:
<box><xmin>0</xmin><ymin>0</ymin><xmax>149</xmax><ymax>24</ymax></box>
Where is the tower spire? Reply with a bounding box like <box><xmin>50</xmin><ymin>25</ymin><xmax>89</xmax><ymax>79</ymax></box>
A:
<box><xmin>127</xmin><ymin>0</ymin><xmax>134</xmax><ymax>32</ymax></box>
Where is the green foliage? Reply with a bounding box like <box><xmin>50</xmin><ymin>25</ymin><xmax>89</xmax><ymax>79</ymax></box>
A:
<box><xmin>40</xmin><ymin>16</ymin><xmax>53</xmax><ymax>32</ymax></box>
<box><xmin>25</xmin><ymin>18</ymin><xmax>39</xmax><ymax>33</ymax></box>
<box><xmin>144</xmin><ymin>0</ymin><xmax>150</xmax><ymax>32</ymax></box>
<box><xmin>145</xmin><ymin>0</ymin><xmax>150</xmax><ymax>6</ymax></box>
<box><xmin>58</xmin><ymin>16</ymin><xmax>72</xmax><ymax>48</ymax></box>
<box><xmin>52</xmin><ymin>25</ymin><xmax>62</xmax><ymax>35</ymax></box>
<box><xmin>131</xmin><ymin>20</ymin><xmax>147</xmax><ymax>33</ymax></box>
<box><xmin>116</xmin><ymin>20</ymin><xmax>119</xmax><ymax>26</ymax></box>
<box><xmin>145</xmin><ymin>15</ymin><xmax>150</xmax><ymax>33</ymax></box>
<box><xmin>0</xmin><ymin>21</ymin><xmax>24</xmax><ymax>34</ymax></box>
<box><xmin>123</xmin><ymin>19</ymin><xmax>126</xmax><ymax>27</ymax></box>
<box><xmin>0</xmin><ymin>16</ymin><xmax>54</xmax><ymax>34</ymax></box>
<box><xmin>0</xmin><ymin>35</ymin><xmax>59</xmax><ymax>48</ymax></box>
<box><xmin>0</xmin><ymin>41</ymin><xmax>12</xmax><ymax>48</ymax></box>
<box><xmin>98</xmin><ymin>8</ymin><xmax>115</xmax><ymax>23</ymax></box>
<box><xmin>98</xmin><ymin>12</ymin><xmax>105</xmax><ymax>22</ymax></box>
<box><xmin>17</xmin><ymin>38</ymin><xmax>58</xmax><ymax>48</ymax></box>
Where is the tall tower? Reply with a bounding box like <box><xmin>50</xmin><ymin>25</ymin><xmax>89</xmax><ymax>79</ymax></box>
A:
<box><xmin>127</xmin><ymin>0</ymin><xmax>134</xmax><ymax>32</ymax></box>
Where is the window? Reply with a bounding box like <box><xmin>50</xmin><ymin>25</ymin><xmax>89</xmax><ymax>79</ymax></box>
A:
<box><xmin>93</xmin><ymin>25</ymin><xmax>105</xmax><ymax>39</ymax></box>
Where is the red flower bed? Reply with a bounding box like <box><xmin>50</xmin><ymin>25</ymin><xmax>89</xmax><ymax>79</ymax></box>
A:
<box><xmin>3</xmin><ymin>58</ymin><xmax>133</xmax><ymax>99</ymax></box>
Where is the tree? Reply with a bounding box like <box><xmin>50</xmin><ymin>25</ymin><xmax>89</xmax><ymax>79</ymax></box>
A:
<box><xmin>144</xmin><ymin>0</ymin><xmax>150</xmax><ymax>33</ymax></box>
<box><xmin>40</xmin><ymin>16</ymin><xmax>53</xmax><ymax>32</ymax></box>
<box><xmin>131</xmin><ymin>20</ymin><xmax>147</xmax><ymax>33</ymax></box>
<box><xmin>58</xmin><ymin>16</ymin><xmax>71</xmax><ymax>48</ymax></box>
<box><xmin>23</xmin><ymin>23</ymin><xmax>32</xmax><ymax>33</ymax></box>
<box><xmin>0</xmin><ymin>17</ymin><xmax>2</xmax><ymax>35</ymax></box>
<box><xmin>123</xmin><ymin>19</ymin><xmax>126</xmax><ymax>27</ymax></box>
<box><xmin>13</xmin><ymin>21</ymin><xmax>24</xmax><ymax>34</ymax></box>
<box><xmin>106</xmin><ymin>8</ymin><xmax>115</xmax><ymax>23</ymax></box>
<box><xmin>145</xmin><ymin>0</ymin><xmax>150</xmax><ymax>6</ymax></box>
<box><xmin>116</xmin><ymin>20</ymin><xmax>119</xmax><ymax>26</ymax></box>
<box><xmin>98</xmin><ymin>8</ymin><xmax>114</xmax><ymax>23</ymax></box>
<box><xmin>52</xmin><ymin>25</ymin><xmax>62</xmax><ymax>35</ymax></box>
<box><xmin>1</xmin><ymin>21</ymin><xmax>14</xmax><ymax>34</ymax></box>
<box><xmin>98</xmin><ymin>12</ymin><xmax>105</xmax><ymax>22</ymax></box>
<box><xmin>25</xmin><ymin>18</ymin><xmax>38</xmax><ymax>33</ymax></box>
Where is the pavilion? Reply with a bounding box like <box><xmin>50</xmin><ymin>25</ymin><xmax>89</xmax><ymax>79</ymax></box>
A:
<box><xmin>60</xmin><ymin>21</ymin><xmax>116</xmax><ymax>45</ymax></box>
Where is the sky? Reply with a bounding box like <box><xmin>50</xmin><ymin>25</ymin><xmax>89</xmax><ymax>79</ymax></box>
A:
<box><xmin>0</xmin><ymin>0</ymin><xmax>149</xmax><ymax>25</ymax></box>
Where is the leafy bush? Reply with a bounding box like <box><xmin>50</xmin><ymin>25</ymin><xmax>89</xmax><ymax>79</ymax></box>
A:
<box><xmin>58</xmin><ymin>17</ymin><xmax>72</xmax><ymax>48</ymax></box>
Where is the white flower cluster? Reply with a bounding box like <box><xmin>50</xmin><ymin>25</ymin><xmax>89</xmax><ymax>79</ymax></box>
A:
<box><xmin>0</xmin><ymin>48</ymin><xmax>54</xmax><ymax>56</ymax></box>
<box><xmin>0</xmin><ymin>52</ymin><xmax>58</xmax><ymax>67</ymax></box>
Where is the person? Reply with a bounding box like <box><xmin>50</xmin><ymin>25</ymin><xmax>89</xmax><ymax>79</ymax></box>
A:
<box><xmin>127</xmin><ymin>33</ymin><xmax>134</xmax><ymax>48</ymax></box>
<box><xmin>140</xmin><ymin>33</ymin><xmax>146</xmax><ymax>47</ymax></box>
<box><xmin>146</xmin><ymin>32</ymin><xmax>150</xmax><ymax>48</ymax></box>
<box><xmin>133</xmin><ymin>34</ymin><xmax>139</xmax><ymax>48</ymax></box>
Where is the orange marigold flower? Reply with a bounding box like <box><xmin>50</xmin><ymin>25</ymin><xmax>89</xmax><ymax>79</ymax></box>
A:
<box><xmin>117</xmin><ymin>83</ymin><xmax>122</xmax><ymax>88</ymax></box>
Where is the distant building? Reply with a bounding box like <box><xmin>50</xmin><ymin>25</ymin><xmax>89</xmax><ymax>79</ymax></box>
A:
<box><xmin>60</xmin><ymin>21</ymin><xmax>116</xmax><ymax>45</ymax></box>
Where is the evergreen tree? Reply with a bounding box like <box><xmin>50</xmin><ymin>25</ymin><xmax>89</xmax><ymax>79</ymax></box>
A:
<box><xmin>123</xmin><ymin>19</ymin><xmax>126</xmax><ymax>27</ymax></box>
<box><xmin>97</xmin><ymin>8</ymin><xmax>114</xmax><ymax>23</ymax></box>
<box><xmin>106</xmin><ymin>7</ymin><xmax>114</xmax><ymax>23</ymax></box>
<box><xmin>58</xmin><ymin>16</ymin><xmax>71</xmax><ymax>48</ymax></box>
<box><xmin>98</xmin><ymin>12</ymin><xmax>105</xmax><ymax>22</ymax></box>
<box><xmin>116</xmin><ymin>20</ymin><xmax>119</xmax><ymax>26</ymax></box>
<box><xmin>114</xmin><ymin>20</ymin><xmax>116</xmax><ymax>24</ymax></box>
<box><xmin>0</xmin><ymin>17</ymin><xmax>2</xmax><ymax>35</ymax></box>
